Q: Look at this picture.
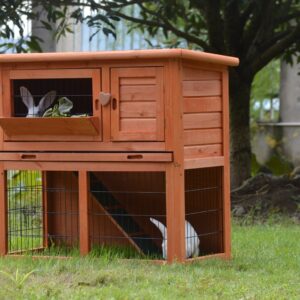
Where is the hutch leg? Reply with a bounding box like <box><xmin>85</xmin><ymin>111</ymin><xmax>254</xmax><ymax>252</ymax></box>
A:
<box><xmin>79</xmin><ymin>171</ymin><xmax>90</xmax><ymax>255</ymax></box>
<box><xmin>42</xmin><ymin>171</ymin><xmax>49</xmax><ymax>249</ymax></box>
<box><xmin>166</xmin><ymin>164</ymin><xmax>185</xmax><ymax>263</ymax></box>
<box><xmin>0</xmin><ymin>165</ymin><xmax>7</xmax><ymax>255</ymax></box>
<box><xmin>223</xmin><ymin>166</ymin><xmax>231</xmax><ymax>259</ymax></box>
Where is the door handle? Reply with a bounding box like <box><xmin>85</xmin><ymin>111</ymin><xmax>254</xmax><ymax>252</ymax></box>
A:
<box><xmin>112</xmin><ymin>97</ymin><xmax>117</xmax><ymax>110</ymax></box>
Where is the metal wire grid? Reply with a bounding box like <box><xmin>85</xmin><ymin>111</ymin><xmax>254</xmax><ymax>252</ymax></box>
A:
<box><xmin>6</xmin><ymin>170</ymin><xmax>43</xmax><ymax>254</ymax></box>
<box><xmin>6</xmin><ymin>170</ymin><xmax>80</xmax><ymax>256</ymax></box>
<box><xmin>12</xmin><ymin>78</ymin><xmax>93</xmax><ymax>117</ymax></box>
<box><xmin>88</xmin><ymin>172</ymin><xmax>166</xmax><ymax>259</ymax></box>
<box><xmin>185</xmin><ymin>167</ymin><xmax>223</xmax><ymax>257</ymax></box>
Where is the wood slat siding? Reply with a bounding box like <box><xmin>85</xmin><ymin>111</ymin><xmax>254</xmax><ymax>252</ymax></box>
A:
<box><xmin>182</xmin><ymin>66</ymin><xmax>223</xmax><ymax>158</ymax></box>
<box><xmin>111</xmin><ymin>67</ymin><xmax>164</xmax><ymax>141</ymax></box>
<box><xmin>183</xmin><ymin>113</ymin><xmax>222</xmax><ymax>130</ymax></box>
<box><xmin>120</xmin><ymin>102</ymin><xmax>156</xmax><ymax>118</ymax></box>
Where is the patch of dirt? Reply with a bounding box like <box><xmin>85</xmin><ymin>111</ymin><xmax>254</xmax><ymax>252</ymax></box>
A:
<box><xmin>231</xmin><ymin>173</ymin><xmax>300</xmax><ymax>222</ymax></box>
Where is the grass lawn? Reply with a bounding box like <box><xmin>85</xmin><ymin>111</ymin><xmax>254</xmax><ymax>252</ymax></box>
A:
<box><xmin>0</xmin><ymin>222</ymin><xmax>299</xmax><ymax>299</ymax></box>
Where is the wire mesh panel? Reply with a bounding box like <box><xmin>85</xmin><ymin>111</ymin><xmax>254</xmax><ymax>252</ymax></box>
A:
<box><xmin>6</xmin><ymin>170</ymin><xmax>79</xmax><ymax>256</ymax></box>
<box><xmin>89</xmin><ymin>171</ymin><xmax>166</xmax><ymax>259</ymax></box>
<box><xmin>185</xmin><ymin>167</ymin><xmax>223</xmax><ymax>258</ymax></box>
<box><xmin>7</xmin><ymin>170</ymin><xmax>43</xmax><ymax>254</ymax></box>
<box><xmin>12</xmin><ymin>78</ymin><xmax>93</xmax><ymax>117</ymax></box>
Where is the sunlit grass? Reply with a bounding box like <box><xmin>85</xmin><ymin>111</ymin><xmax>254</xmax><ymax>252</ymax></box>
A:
<box><xmin>0</xmin><ymin>221</ymin><xmax>299</xmax><ymax>299</ymax></box>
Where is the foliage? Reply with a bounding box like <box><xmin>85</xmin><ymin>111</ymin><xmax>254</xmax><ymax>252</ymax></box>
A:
<box><xmin>0</xmin><ymin>269</ymin><xmax>35</xmax><ymax>289</ymax></box>
<box><xmin>250</xmin><ymin>59</ymin><xmax>281</xmax><ymax>121</ymax></box>
<box><xmin>43</xmin><ymin>97</ymin><xmax>73</xmax><ymax>117</ymax></box>
<box><xmin>0</xmin><ymin>223</ymin><xmax>299</xmax><ymax>298</ymax></box>
<box><xmin>1</xmin><ymin>1</ymin><xmax>300</xmax><ymax>186</ymax></box>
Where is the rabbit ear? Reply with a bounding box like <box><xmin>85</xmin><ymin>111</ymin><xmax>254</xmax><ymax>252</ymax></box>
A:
<box><xmin>20</xmin><ymin>86</ymin><xmax>34</xmax><ymax>109</ymax></box>
<box><xmin>38</xmin><ymin>90</ymin><xmax>56</xmax><ymax>112</ymax></box>
<box><xmin>150</xmin><ymin>218</ymin><xmax>167</xmax><ymax>240</ymax></box>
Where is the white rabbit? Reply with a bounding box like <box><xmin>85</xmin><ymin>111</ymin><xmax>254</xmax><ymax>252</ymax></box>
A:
<box><xmin>20</xmin><ymin>86</ymin><xmax>56</xmax><ymax>117</ymax></box>
<box><xmin>150</xmin><ymin>217</ymin><xmax>200</xmax><ymax>259</ymax></box>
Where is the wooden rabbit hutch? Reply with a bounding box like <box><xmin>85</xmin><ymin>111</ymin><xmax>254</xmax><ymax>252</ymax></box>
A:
<box><xmin>0</xmin><ymin>49</ymin><xmax>239</xmax><ymax>263</ymax></box>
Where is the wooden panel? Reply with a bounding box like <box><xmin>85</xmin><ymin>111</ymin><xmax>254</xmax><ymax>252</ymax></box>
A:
<box><xmin>46</xmin><ymin>172</ymin><xmax>79</xmax><ymax>247</ymax></box>
<box><xmin>183</xmin><ymin>113</ymin><xmax>222</xmax><ymax>129</ymax></box>
<box><xmin>120</xmin><ymin>119</ymin><xmax>156</xmax><ymax>132</ymax></box>
<box><xmin>120</xmin><ymin>102</ymin><xmax>156</xmax><ymax>118</ymax></box>
<box><xmin>182</xmin><ymin>80</ymin><xmax>221</xmax><ymax>97</ymax></box>
<box><xmin>184</xmin><ymin>97</ymin><xmax>222</xmax><ymax>113</ymax></box>
<box><xmin>184</xmin><ymin>144</ymin><xmax>223</xmax><ymax>157</ymax></box>
<box><xmin>182</xmin><ymin>67</ymin><xmax>221</xmax><ymax>81</ymax></box>
<box><xmin>0</xmin><ymin>117</ymin><xmax>99</xmax><ymax>138</ymax></box>
<box><xmin>184</xmin><ymin>128</ymin><xmax>222</xmax><ymax>146</ymax></box>
<box><xmin>120</xmin><ymin>85</ymin><xmax>157</xmax><ymax>101</ymax></box>
<box><xmin>111</xmin><ymin>67</ymin><xmax>164</xmax><ymax>141</ymax></box>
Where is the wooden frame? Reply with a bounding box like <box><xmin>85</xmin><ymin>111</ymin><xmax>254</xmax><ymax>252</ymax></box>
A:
<box><xmin>0</xmin><ymin>49</ymin><xmax>238</xmax><ymax>263</ymax></box>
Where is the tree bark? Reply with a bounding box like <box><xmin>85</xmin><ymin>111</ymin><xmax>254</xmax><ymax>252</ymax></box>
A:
<box><xmin>229</xmin><ymin>73</ymin><xmax>253</xmax><ymax>188</ymax></box>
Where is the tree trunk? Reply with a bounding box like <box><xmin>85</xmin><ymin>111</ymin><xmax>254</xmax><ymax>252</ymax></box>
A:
<box><xmin>229</xmin><ymin>76</ymin><xmax>253</xmax><ymax>189</ymax></box>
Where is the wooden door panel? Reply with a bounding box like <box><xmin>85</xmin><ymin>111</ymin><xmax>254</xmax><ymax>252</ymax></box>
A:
<box><xmin>110</xmin><ymin>67</ymin><xmax>164</xmax><ymax>141</ymax></box>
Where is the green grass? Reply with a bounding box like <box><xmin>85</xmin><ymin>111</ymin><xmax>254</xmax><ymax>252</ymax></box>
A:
<box><xmin>0</xmin><ymin>222</ymin><xmax>299</xmax><ymax>299</ymax></box>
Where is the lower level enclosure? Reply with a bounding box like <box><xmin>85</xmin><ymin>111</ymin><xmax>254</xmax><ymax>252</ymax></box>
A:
<box><xmin>5</xmin><ymin>168</ymin><xmax>224</xmax><ymax>260</ymax></box>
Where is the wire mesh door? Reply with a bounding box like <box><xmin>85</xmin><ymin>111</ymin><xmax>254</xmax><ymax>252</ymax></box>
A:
<box><xmin>6</xmin><ymin>170</ymin><xmax>80</xmax><ymax>256</ymax></box>
<box><xmin>7</xmin><ymin>170</ymin><xmax>44</xmax><ymax>254</ymax></box>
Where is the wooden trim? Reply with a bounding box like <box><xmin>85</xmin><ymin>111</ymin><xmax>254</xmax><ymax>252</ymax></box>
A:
<box><xmin>9</xmin><ymin>69</ymin><xmax>98</xmax><ymax>79</ymax></box>
<box><xmin>0</xmin><ymin>152</ymin><xmax>173</xmax><ymax>162</ymax></box>
<box><xmin>184</xmin><ymin>156</ymin><xmax>225</xmax><ymax>169</ymax></box>
<box><xmin>222</xmin><ymin>70</ymin><xmax>231</xmax><ymax>259</ymax></box>
<box><xmin>0</xmin><ymin>164</ymin><xmax>7</xmax><ymax>255</ymax></box>
<box><xmin>2</xmin><ymin>60</ymin><xmax>167</xmax><ymax>71</ymax></box>
<box><xmin>165</xmin><ymin>59</ymin><xmax>185</xmax><ymax>263</ymax></box>
<box><xmin>91</xmin><ymin>69</ymin><xmax>102</xmax><ymax>140</ymax></box>
<box><xmin>5</xmin><ymin>253</ymin><xmax>227</xmax><ymax>263</ymax></box>
<box><xmin>2</xmin><ymin>141</ymin><xmax>166</xmax><ymax>152</ymax></box>
<box><xmin>79</xmin><ymin>171</ymin><xmax>90</xmax><ymax>255</ymax></box>
<box><xmin>0</xmin><ymin>49</ymin><xmax>239</xmax><ymax>66</ymax></box>
<box><xmin>185</xmin><ymin>253</ymin><xmax>227</xmax><ymax>263</ymax></box>
<box><xmin>2</xmin><ymin>161</ymin><xmax>168</xmax><ymax>172</ymax></box>
<box><xmin>102</xmin><ymin>66</ymin><xmax>111</xmax><ymax>142</ymax></box>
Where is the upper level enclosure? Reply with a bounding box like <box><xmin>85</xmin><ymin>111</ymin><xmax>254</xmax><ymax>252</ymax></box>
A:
<box><xmin>0</xmin><ymin>50</ymin><xmax>238</xmax><ymax>153</ymax></box>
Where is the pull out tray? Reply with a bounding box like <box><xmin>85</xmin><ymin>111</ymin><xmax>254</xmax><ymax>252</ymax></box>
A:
<box><xmin>0</xmin><ymin>152</ymin><xmax>173</xmax><ymax>162</ymax></box>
